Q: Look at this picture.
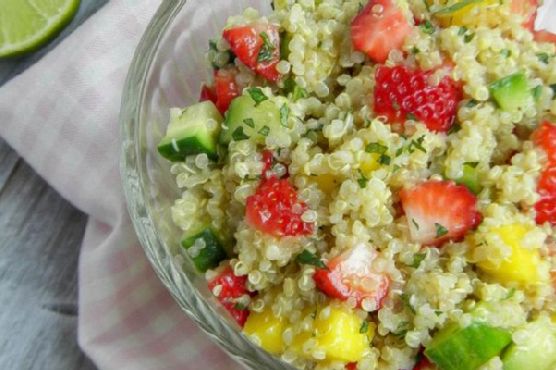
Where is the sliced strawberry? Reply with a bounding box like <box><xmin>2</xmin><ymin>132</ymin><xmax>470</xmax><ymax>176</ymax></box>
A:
<box><xmin>374</xmin><ymin>65</ymin><xmax>463</xmax><ymax>132</ymax></box>
<box><xmin>533</xmin><ymin>121</ymin><xmax>556</xmax><ymax>165</ymax></box>
<box><xmin>199</xmin><ymin>84</ymin><xmax>217</xmax><ymax>104</ymax></box>
<box><xmin>207</xmin><ymin>265</ymin><xmax>250</xmax><ymax>326</ymax></box>
<box><xmin>214</xmin><ymin>67</ymin><xmax>240</xmax><ymax>114</ymax></box>
<box><xmin>351</xmin><ymin>0</ymin><xmax>413</xmax><ymax>63</ymax></box>
<box><xmin>222</xmin><ymin>23</ymin><xmax>281</xmax><ymax>82</ymax></box>
<box><xmin>538</xmin><ymin>167</ymin><xmax>556</xmax><ymax>198</ymax></box>
<box><xmin>313</xmin><ymin>243</ymin><xmax>390</xmax><ymax>311</ymax></box>
<box><xmin>535</xmin><ymin>197</ymin><xmax>556</xmax><ymax>225</ymax></box>
<box><xmin>246</xmin><ymin>177</ymin><xmax>314</xmax><ymax>237</ymax></box>
<box><xmin>400</xmin><ymin>180</ymin><xmax>481</xmax><ymax>246</ymax></box>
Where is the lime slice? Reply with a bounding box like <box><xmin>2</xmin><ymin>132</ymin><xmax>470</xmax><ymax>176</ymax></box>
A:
<box><xmin>0</xmin><ymin>0</ymin><xmax>80</xmax><ymax>58</ymax></box>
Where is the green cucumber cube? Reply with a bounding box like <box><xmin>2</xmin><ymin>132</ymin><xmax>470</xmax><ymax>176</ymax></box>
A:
<box><xmin>158</xmin><ymin>101</ymin><xmax>223</xmax><ymax>162</ymax></box>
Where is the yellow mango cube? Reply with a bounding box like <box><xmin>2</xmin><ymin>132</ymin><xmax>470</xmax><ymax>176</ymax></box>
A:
<box><xmin>312</xmin><ymin>174</ymin><xmax>340</xmax><ymax>195</ymax></box>
<box><xmin>243</xmin><ymin>307</ymin><xmax>285</xmax><ymax>354</ymax></box>
<box><xmin>314</xmin><ymin>307</ymin><xmax>370</xmax><ymax>362</ymax></box>
<box><xmin>432</xmin><ymin>0</ymin><xmax>504</xmax><ymax>28</ymax></box>
<box><xmin>360</xmin><ymin>152</ymin><xmax>381</xmax><ymax>177</ymax></box>
<box><xmin>476</xmin><ymin>224</ymin><xmax>541</xmax><ymax>285</ymax></box>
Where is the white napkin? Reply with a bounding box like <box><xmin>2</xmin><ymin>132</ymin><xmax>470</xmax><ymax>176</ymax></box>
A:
<box><xmin>0</xmin><ymin>1</ymin><xmax>554</xmax><ymax>369</ymax></box>
<box><xmin>0</xmin><ymin>1</ymin><xmax>241</xmax><ymax>369</ymax></box>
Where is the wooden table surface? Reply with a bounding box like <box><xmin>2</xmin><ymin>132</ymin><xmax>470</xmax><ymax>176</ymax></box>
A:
<box><xmin>0</xmin><ymin>1</ymin><xmax>107</xmax><ymax>368</ymax></box>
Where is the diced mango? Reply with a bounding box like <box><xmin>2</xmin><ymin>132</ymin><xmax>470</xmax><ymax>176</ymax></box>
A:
<box><xmin>360</xmin><ymin>152</ymin><xmax>381</xmax><ymax>177</ymax></box>
<box><xmin>476</xmin><ymin>224</ymin><xmax>541</xmax><ymax>285</ymax></box>
<box><xmin>314</xmin><ymin>307</ymin><xmax>370</xmax><ymax>362</ymax></box>
<box><xmin>432</xmin><ymin>0</ymin><xmax>505</xmax><ymax>28</ymax></box>
<box><xmin>243</xmin><ymin>307</ymin><xmax>285</xmax><ymax>354</ymax></box>
<box><xmin>312</xmin><ymin>174</ymin><xmax>339</xmax><ymax>194</ymax></box>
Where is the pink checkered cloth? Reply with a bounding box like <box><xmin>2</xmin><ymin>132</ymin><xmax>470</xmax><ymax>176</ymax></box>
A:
<box><xmin>0</xmin><ymin>1</ymin><xmax>555</xmax><ymax>369</ymax></box>
<box><xmin>0</xmin><ymin>1</ymin><xmax>242</xmax><ymax>370</ymax></box>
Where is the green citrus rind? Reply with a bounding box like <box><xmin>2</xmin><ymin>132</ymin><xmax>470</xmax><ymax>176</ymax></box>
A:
<box><xmin>0</xmin><ymin>0</ymin><xmax>81</xmax><ymax>58</ymax></box>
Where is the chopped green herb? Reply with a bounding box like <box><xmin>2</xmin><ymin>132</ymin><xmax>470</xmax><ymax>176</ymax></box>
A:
<box><xmin>258</xmin><ymin>125</ymin><xmax>270</xmax><ymax>137</ymax></box>
<box><xmin>401</xmin><ymin>294</ymin><xmax>415</xmax><ymax>313</ymax></box>
<box><xmin>231</xmin><ymin>126</ymin><xmax>250</xmax><ymax>141</ymax></box>
<box><xmin>458</xmin><ymin>26</ymin><xmax>468</xmax><ymax>36</ymax></box>
<box><xmin>296</xmin><ymin>250</ymin><xmax>327</xmax><ymax>269</ymax></box>
<box><xmin>411</xmin><ymin>252</ymin><xmax>426</xmax><ymax>268</ymax></box>
<box><xmin>464</xmin><ymin>161</ymin><xmax>479</xmax><ymax>168</ymax></box>
<box><xmin>448</xmin><ymin>123</ymin><xmax>462</xmax><ymax>135</ymax></box>
<box><xmin>357</xmin><ymin>170</ymin><xmax>368</xmax><ymax>189</ymax></box>
<box><xmin>379</xmin><ymin>154</ymin><xmax>391</xmax><ymax>165</ymax></box>
<box><xmin>395</xmin><ymin>147</ymin><xmax>404</xmax><ymax>156</ymax></box>
<box><xmin>243</xmin><ymin>118</ymin><xmax>255</xmax><ymax>128</ymax></box>
<box><xmin>257</xmin><ymin>32</ymin><xmax>275</xmax><ymax>63</ymax></box>
<box><xmin>504</xmin><ymin>287</ymin><xmax>516</xmax><ymax>300</ymax></box>
<box><xmin>411</xmin><ymin>218</ymin><xmax>420</xmax><ymax>230</ymax></box>
<box><xmin>411</xmin><ymin>46</ymin><xmax>420</xmax><ymax>54</ymax></box>
<box><xmin>409</xmin><ymin>136</ymin><xmax>426</xmax><ymax>153</ymax></box>
<box><xmin>247</xmin><ymin>87</ymin><xmax>268</xmax><ymax>106</ymax></box>
<box><xmin>392</xmin><ymin>164</ymin><xmax>401</xmax><ymax>172</ymax></box>
<box><xmin>435</xmin><ymin>0</ymin><xmax>480</xmax><ymax>15</ymax></box>
<box><xmin>532</xmin><ymin>85</ymin><xmax>542</xmax><ymax>101</ymax></box>
<box><xmin>435</xmin><ymin>310</ymin><xmax>443</xmax><ymax>316</ymax></box>
<box><xmin>359</xmin><ymin>320</ymin><xmax>369</xmax><ymax>334</ymax></box>
<box><xmin>465</xmin><ymin>99</ymin><xmax>479</xmax><ymax>108</ymax></box>
<box><xmin>280</xmin><ymin>104</ymin><xmax>289</xmax><ymax>127</ymax></box>
<box><xmin>407</xmin><ymin>113</ymin><xmax>417</xmax><ymax>121</ymax></box>
<box><xmin>550</xmin><ymin>83</ymin><xmax>556</xmax><ymax>98</ymax></box>
<box><xmin>435</xmin><ymin>222</ymin><xmax>449</xmax><ymax>237</ymax></box>
<box><xmin>293</xmin><ymin>86</ymin><xmax>308</xmax><ymax>101</ymax></box>
<box><xmin>365</xmin><ymin>142</ymin><xmax>388</xmax><ymax>154</ymax></box>
<box><xmin>464</xmin><ymin>32</ymin><xmax>475</xmax><ymax>43</ymax></box>
<box><xmin>500</xmin><ymin>49</ymin><xmax>512</xmax><ymax>58</ymax></box>
<box><xmin>209</xmin><ymin>39</ymin><xmax>218</xmax><ymax>51</ymax></box>
<box><xmin>420</xmin><ymin>20</ymin><xmax>435</xmax><ymax>35</ymax></box>
<box><xmin>234</xmin><ymin>302</ymin><xmax>247</xmax><ymax>310</ymax></box>
<box><xmin>537</xmin><ymin>52</ymin><xmax>549</xmax><ymax>64</ymax></box>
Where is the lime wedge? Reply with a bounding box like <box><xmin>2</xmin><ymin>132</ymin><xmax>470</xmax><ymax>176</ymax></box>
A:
<box><xmin>0</xmin><ymin>0</ymin><xmax>80</xmax><ymax>58</ymax></box>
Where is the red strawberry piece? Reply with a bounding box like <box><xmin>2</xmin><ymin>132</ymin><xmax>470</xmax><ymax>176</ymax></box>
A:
<box><xmin>245</xmin><ymin>177</ymin><xmax>314</xmax><ymax>237</ymax></box>
<box><xmin>400</xmin><ymin>180</ymin><xmax>482</xmax><ymax>246</ymax></box>
<box><xmin>533</xmin><ymin>121</ymin><xmax>556</xmax><ymax>165</ymax></box>
<box><xmin>222</xmin><ymin>24</ymin><xmax>281</xmax><ymax>82</ymax></box>
<box><xmin>351</xmin><ymin>0</ymin><xmax>413</xmax><ymax>63</ymax></box>
<box><xmin>535</xmin><ymin>197</ymin><xmax>556</xmax><ymax>225</ymax></box>
<box><xmin>207</xmin><ymin>265</ymin><xmax>250</xmax><ymax>326</ymax></box>
<box><xmin>313</xmin><ymin>243</ymin><xmax>390</xmax><ymax>311</ymax></box>
<box><xmin>537</xmin><ymin>167</ymin><xmax>556</xmax><ymax>198</ymax></box>
<box><xmin>374</xmin><ymin>65</ymin><xmax>463</xmax><ymax>132</ymax></box>
<box><xmin>214</xmin><ymin>67</ymin><xmax>240</xmax><ymax>114</ymax></box>
<box><xmin>199</xmin><ymin>84</ymin><xmax>217</xmax><ymax>104</ymax></box>
<box><xmin>413</xmin><ymin>355</ymin><xmax>437</xmax><ymax>370</ymax></box>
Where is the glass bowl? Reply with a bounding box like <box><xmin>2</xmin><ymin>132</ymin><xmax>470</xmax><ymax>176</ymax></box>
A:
<box><xmin>119</xmin><ymin>1</ymin><xmax>294</xmax><ymax>369</ymax></box>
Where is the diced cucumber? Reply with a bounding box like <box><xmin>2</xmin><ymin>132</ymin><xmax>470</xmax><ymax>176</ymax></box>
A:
<box><xmin>502</xmin><ymin>317</ymin><xmax>556</xmax><ymax>370</ymax></box>
<box><xmin>425</xmin><ymin>322</ymin><xmax>512</xmax><ymax>370</ymax></box>
<box><xmin>219</xmin><ymin>90</ymin><xmax>284</xmax><ymax>145</ymax></box>
<box><xmin>158</xmin><ymin>101</ymin><xmax>223</xmax><ymax>162</ymax></box>
<box><xmin>454</xmin><ymin>162</ymin><xmax>481</xmax><ymax>194</ymax></box>
<box><xmin>181</xmin><ymin>225</ymin><xmax>227</xmax><ymax>273</ymax></box>
<box><xmin>489</xmin><ymin>72</ymin><xmax>533</xmax><ymax>112</ymax></box>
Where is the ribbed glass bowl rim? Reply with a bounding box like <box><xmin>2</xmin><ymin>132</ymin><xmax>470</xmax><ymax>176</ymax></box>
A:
<box><xmin>118</xmin><ymin>1</ymin><xmax>293</xmax><ymax>369</ymax></box>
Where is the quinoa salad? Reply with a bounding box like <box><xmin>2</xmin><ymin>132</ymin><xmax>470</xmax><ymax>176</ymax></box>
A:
<box><xmin>156</xmin><ymin>0</ymin><xmax>556</xmax><ymax>369</ymax></box>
